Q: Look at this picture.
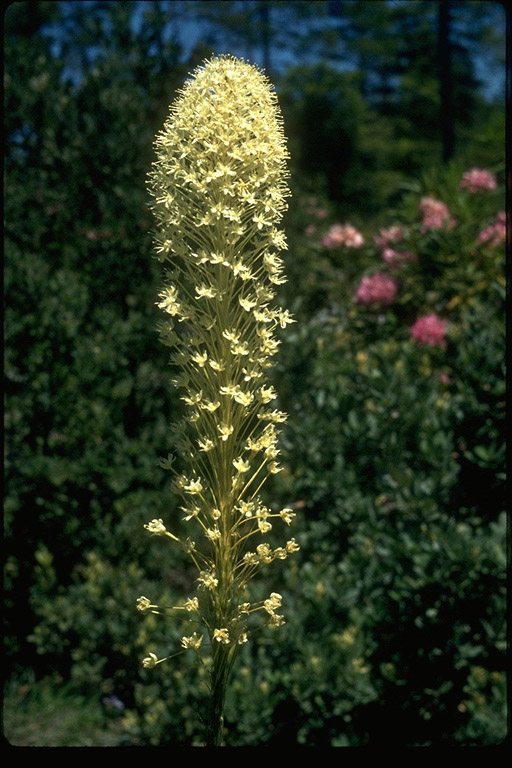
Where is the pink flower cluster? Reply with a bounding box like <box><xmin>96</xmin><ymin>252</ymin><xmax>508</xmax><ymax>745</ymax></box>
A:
<box><xmin>381</xmin><ymin>247</ymin><xmax>416</xmax><ymax>267</ymax></box>
<box><xmin>410</xmin><ymin>314</ymin><xmax>447</xmax><ymax>347</ymax></box>
<box><xmin>322</xmin><ymin>223</ymin><xmax>364</xmax><ymax>249</ymax></box>
<box><xmin>374</xmin><ymin>225</ymin><xmax>415</xmax><ymax>267</ymax></box>
<box><xmin>479</xmin><ymin>211</ymin><xmax>506</xmax><ymax>249</ymax></box>
<box><xmin>354</xmin><ymin>272</ymin><xmax>398</xmax><ymax>305</ymax></box>
<box><xmin>305</xmin><ymin>197</ymin><xmax>329</xmax><ymax>220</ymax></box>
<box><xmin>374</xmin><ymin>225</ymin><xmax>404</xmax><ymax>250</ymax></box>
<box><xmin>419</xmin><ymin>197</ymin><xmax>456</xmax><ymax>232</ymax></box>
<box><xmin>459</xmin><ymin>168</ymin><xmax>497</xmax><ymax>194</ymax></box>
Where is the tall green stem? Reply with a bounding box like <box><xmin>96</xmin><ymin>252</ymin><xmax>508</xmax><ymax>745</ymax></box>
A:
<box><xmin>207</xmin><ymin>642</ymin><xmax>230</xmax><ymax>746</ymax></box>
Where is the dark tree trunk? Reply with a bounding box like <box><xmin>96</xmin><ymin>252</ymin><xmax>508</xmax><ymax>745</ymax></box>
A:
<box><xmin>259</xmin><ymin>1</ymin><xmax>271</xmax><ymax>74</ymax></box>
<box><xmin>438</xmin><ymin>0</ymin><xmax>455</xmax><ymax>162</ymax></box>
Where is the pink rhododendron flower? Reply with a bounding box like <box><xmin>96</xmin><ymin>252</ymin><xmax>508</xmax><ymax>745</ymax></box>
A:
<box><xmin>478</xmin><ymin>211</ymin><xmax>506</xmax><ymax>248</ymax></box>
<box><xmin>305</xmin><ymin>223</ymin><xmax>316</xmax><ymax>236</ymax></box>
<box><xmin>419</xmin><ymin>197</ymin><xmax>456</xmax><ymax>232</ymax></box>
<box><xmin>354</xmin><ymin>273</ymin><xmax>398</xmax><ymax>305</ymax></box>
<box><xmin>374</xmin><ymin>225</ymin><xmax>404</xmax><ymax>250</ymax></box>
<box><xmin>322</xmin><ymin>223</ymin><xmax>364</xmax><ymax>248</ymax></box>
<box><xmin>459</xmin><ymin>168</ymin><xmax>497</xmax><ymax>193</ymax></box>
<box><xmin>381</xmin><ymin>248</ymin><xmax>416</xmax><ymax>267</ymax></box>
<box><xmin>410</xmin><ymin>314</ymin><xmax>447</xmax><ymax>347</ymax></box>
<box><xmin>315</xmin><ymin>207</ymin><xmax>329</xmax><ymax>219</ymax></box>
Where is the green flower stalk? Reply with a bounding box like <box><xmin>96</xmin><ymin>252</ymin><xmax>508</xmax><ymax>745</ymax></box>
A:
<box><xmin>142</xmin><ymin>55</ymin><xmax>298</xmax><ymax>746</ymax></box>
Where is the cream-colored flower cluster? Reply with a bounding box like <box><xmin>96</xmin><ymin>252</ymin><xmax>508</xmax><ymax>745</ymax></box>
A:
<box><xmin>141</xmin><ymin>55</ymin><xmax>298</xmax><ymax>673</ymax></box>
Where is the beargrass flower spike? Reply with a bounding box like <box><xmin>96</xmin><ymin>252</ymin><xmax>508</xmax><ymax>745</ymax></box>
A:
<box><xmin>145</xmin><ymin>55</ymin><xmax>298</xmax><ymax>747</ymax></box>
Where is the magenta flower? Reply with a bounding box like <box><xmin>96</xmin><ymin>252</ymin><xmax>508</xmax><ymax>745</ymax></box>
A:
<box><xmin>354</xmin><ymin>273</ymin><xmax>398</xmax><ymax>306</ymax></box>
<box><xmin>478</xmin><ymin>211</ymin><xmax>506</xmax><ymax>248</ymax></box>
<box><xmin>322</xmin><ymin>223</ymin><xmax>364</xmax><ymax>249</ymax></box>
<box><xmin>374</xmin><ymin>225</ymin><xmax>404</xmax><ymax>250</ymax></box>
<box><xmin>419</xmin><ymin>197</ymin><xmax>456</xmax><ymax>232</ymax></box>
<box><xmin>459</xmin><ymin>168</ymin><xmax>497</xmax><ymax>194</ymax></box>
<box><xmin>410</xmin><ymin>314</ymin><xmax>447</xmax><ymax>347</ymax></box>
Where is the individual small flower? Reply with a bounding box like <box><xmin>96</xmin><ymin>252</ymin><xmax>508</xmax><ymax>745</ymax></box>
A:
<box><xmin>144</xmin><ymin>518</ymin><xmax>167</xmax><ymax>536</ymax></box>
<box><xmin>232</xmin><ymin>388</ymin><xmax>254</xmax><ymax>406</ymax></box>
<box><xmin>279</xmin><ymin>508</ymin><xmax>295</xmax><ymax>525</ymax></box>
<box><xmin>322</xmin><ymin>223</ymin><xmax>364</xmax><ymax>248</ymax></box>
<box><xmin>239</xmin><ymin>296</ymin><xmax>257</xmax><ymax>311</ymax></box>
<box><xmin>201</xmin><ymin>399</ymin><xmax>221</xmax><ymax>412</ymax></box>
<box><xmin>258</xmin><ymin>385</ymin><xmax>277</xmax><ymax>403</ymax></box>
<box><xmin>181</xmin><ymin>390</ymin><xmax>203</xmax><ymax>406</ymax></box>
<box><xmin>258</xmin><ymin>519</ymin><xmax>272</xmax><ymax>533</ymax></box>
<box><xmin>239</xmin><ymin>500</ymin><xmax>255</xmax><ymax>516</ymax></box>
<box><xmin>195</xmin><ymin>284</ymin><xmax>218</xmax><ymax>299</ymax></box>
<box><xmin>142</xmin><ymin>652</ymin><xmax>159</xmax><ymax>668</ymax></box>
<box><xmin>410</xmin><ymin>314</ymin><xmax>447</xmax><ymax>347</ymax></box>
<box><xmin>459</xmin><ymin>168</ymin><xmax>497</xmax><ymax>193</ymax></box>
<box><xmin>181</xmin><ymin>633</ymin><xmax>203</xmax><ymax>650</ymax></box>
<box><xmin>264</xmin><ymin>592</ymin><xmax>282</xmax><ymax>611</ymax></box>
<box><xmin>184</xmin><ymin>597</ymin><xmax>199</xmax><ymax>612</ymax></box>
<box><xmin>181</xmin><ymin>504</ymin><xmax>200</xmax><ymax>521</ymax></box>
<box><xmin>419</xmin><ymin>197</ymin><xmax>456</xmax><ymax>231</ymax></box>
<box><xmin>213</xmin><ymin>628</ymin><xmax>230</xmax><ymax>644</ymax></box>
<box><xmin>374</xmin><ymin>225</ymin><xmax>404</xmax><ymax>250</ymax></box>
<box><xmin>285</xmin><ymin>538</ymin><xmax>300</xmax><ymax>553</ymax></box>
<box><xmin>256</xmin><ymin>543</ymin><xmax>273</xmax><ymax>563</ymax></box>
<box><xmin>136</xmin><ymin>596</ymin><xmax>154</xmax><ymax>613</ymax></box>
<box><xmin>183</xmin><ymin>478</ymin><xmax>203</xmax><ymax>495</ymax></box>
<box><xmin>191</xmin><ymin>350</ymin><xmax>208</xmax><ymax>366</ymax></box>
<box><xmin>233</xmin><ymin>457</ymin><xmax>250</xmax><ymax>473</ymax></box>
<box><xmin>217</xmin><ymin>422</ymin><xmax>234</xmax><ymax>441</ymax></box>
<box><xmin>205</xmin><ymin>527</ymin><xmax>221</xmax><ymax>541</ymax></box>
<box><xmin>238</xmin><ymin>632</ymin><xmax>249</xmax><ymax>644</ymax></box>
<box><xmin>354</xmin><ymin>273</ymin><xmax>398</xmax><ymax>306</ymax></box>
<box><xmin>198</xmin><ymin>570</ymin><xmax>219</xmax><ymax>589</ymax></box>
<box><xmin>277</xmin><ymin>309</ymin><xmax>296</xmax><ymax>328</ymax></box>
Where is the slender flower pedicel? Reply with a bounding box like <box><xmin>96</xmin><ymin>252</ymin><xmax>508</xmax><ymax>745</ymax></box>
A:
<box><xmin>143</xmin><ymin>55</ymin><xmax>298</xmax><ymax>746</ymax></box>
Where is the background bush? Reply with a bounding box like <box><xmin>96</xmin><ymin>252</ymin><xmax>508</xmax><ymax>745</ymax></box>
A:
<box><xmin>4</xmin><ymin>0</ymin><xmax>506</xmax><ymax>746</ymax></box>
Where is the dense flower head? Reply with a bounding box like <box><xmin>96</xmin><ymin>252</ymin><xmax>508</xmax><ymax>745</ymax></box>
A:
<box><xmin>410</xmin><ymin>314</ymin><xmax>447</xmax><ymax>347</ymax></box>
<box><xmin>419</xmin><ymin>197</ymin><xmax>456</xmax><ymax>232</ymax></box>
<box><xmin>148</xmin><ymin>55</ymin><xmax>289</xmax><ymax>255</ymax></box>
<box><xmin>459</xmin><ymin>168</ymin><xmax>497</xmax><ymax>194</ymax></box>
<box><xmin>322</xmin><ymin>223</ymin><xmax>364</xmax><ymax>249</ymax></box>
<box><xmin>354</xmin><ymin>272</ymin><xmax>398</xmax><ymax>305</ymax></box>
<box><xmin>479</xmin><ymin>211</ymin><xmax>506</xmax><ymax>248</ymax></box>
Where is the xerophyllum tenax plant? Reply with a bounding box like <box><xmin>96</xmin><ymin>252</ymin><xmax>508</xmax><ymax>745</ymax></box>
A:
<box><xmin>141</xmin><ymin>55</ymin><xmax>298</xmax><ymax>746</ymax></box>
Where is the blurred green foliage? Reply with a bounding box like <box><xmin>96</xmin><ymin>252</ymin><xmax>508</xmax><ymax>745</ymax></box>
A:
<box><xmin>4</xmin><ymin>0</ymin><xmax>506</xmax><ymax>747</ymax></box>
